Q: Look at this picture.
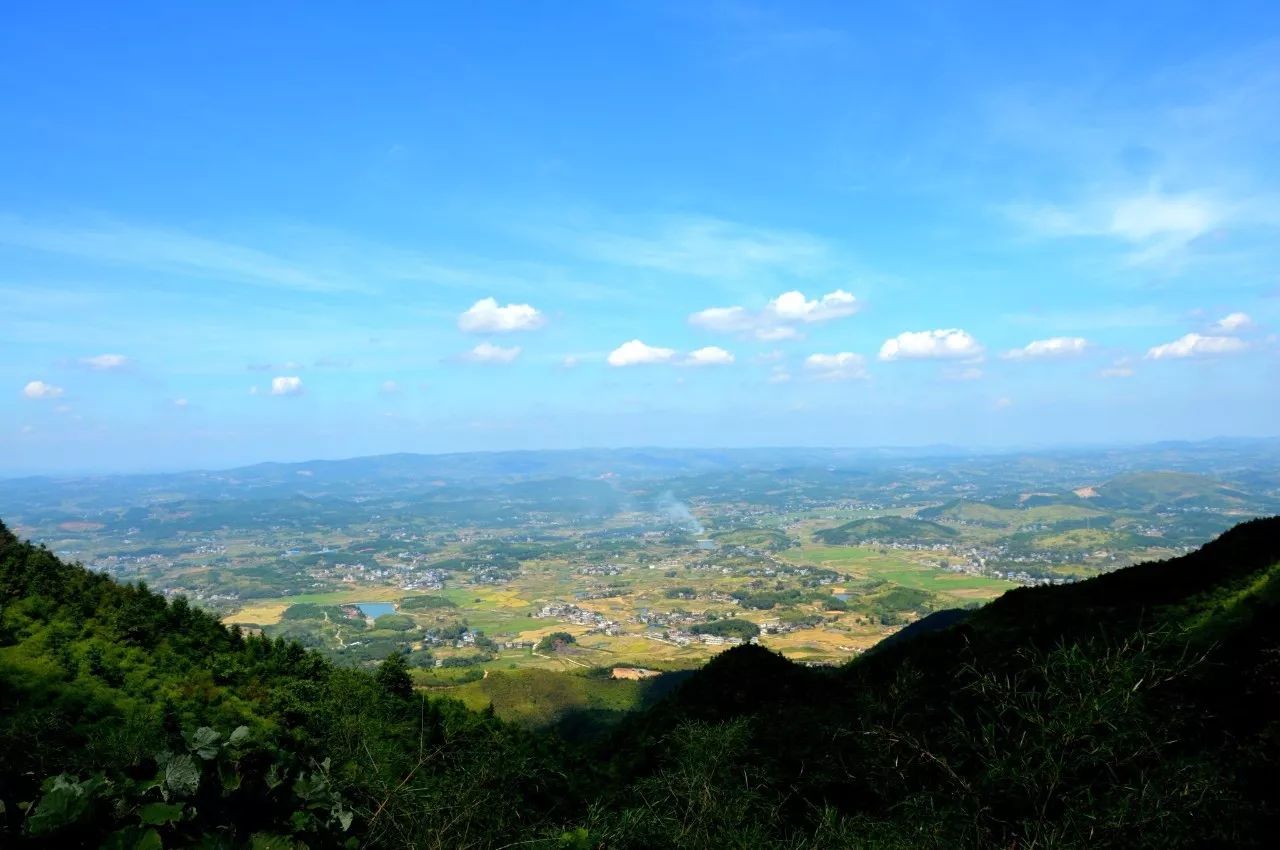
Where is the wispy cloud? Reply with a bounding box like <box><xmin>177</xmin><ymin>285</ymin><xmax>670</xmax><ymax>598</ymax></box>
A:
<box><xmin>544</xmin><ymin>214</ymin><xmax>828</xmax><ymax>280</ymax></box>
<box><xmin>1146</xmin><ymin>333</ymin><xmax>1246</xmax><ymax>359</ymax></box>
<box><xmin>0</xmin><ymin>215</ymin><xmax>616</xmax><ymax>303</ymax></box>
<box><xmin>1212</xmin><ymin>311</ymin><xmax>1253</xmax><ymax>332</ymax></box>
<box><xmin>463</xmin><ymin>342</ymin><xmax>522</xmax><ymax>364</ymax></box>
<box><xmin>804</xmin><ymin>352</ymin><xmax>867</xmax><ymax>380</ymax></box>
<box><xmin>1003</xmin><ymin>337</ymin><xmax>1089</xmax><ymax>360</ymax></box>
<box><xmin>0</xmin><ymin>216</ymin><xmax>359</xmax><ymax>292</ymax></box>
<box><xmin>79</xmin><ymin>353</ymin><xmax>131</xmax><ymax>371</ymax></box>
<box><xmin>1007</xmin><ymin>189</ymin><xmax>1229</xmax><ymax>267</ymax></box>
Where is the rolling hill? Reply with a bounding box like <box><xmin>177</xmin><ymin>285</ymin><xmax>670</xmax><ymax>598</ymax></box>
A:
<box><xmin>814</xmin><ymin>515</ymin><xmax>959</xmax><ymax>545</ymax></box>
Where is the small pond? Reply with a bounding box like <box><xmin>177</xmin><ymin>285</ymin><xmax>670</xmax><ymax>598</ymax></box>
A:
<box><xmin>354</xmin><ymin>602</ymin><xmax>396</xmax><ymax>619</ymax></box>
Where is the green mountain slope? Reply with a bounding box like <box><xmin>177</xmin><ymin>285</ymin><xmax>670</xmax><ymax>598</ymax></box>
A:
<box><xmin>2</xmin><ymin>515</ymin><xmax>1278</xmax><ymax>848</ymax></box>
<box><xmin>0</xmin><ymin>519</ymin><xmax>575</xmax><ymax>849</ymax></box>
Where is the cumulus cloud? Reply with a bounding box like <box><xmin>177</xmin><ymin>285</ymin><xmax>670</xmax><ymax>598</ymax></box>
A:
<box><xmin>804</xmin><ymin>352</ymin><xmax>868</xmax><ymax>380</ymax></box>
<box><xmin>465</xmin><ymin>342</ymin><xmax>522</xmax><ymax>364</ymax></box>
<box><xmin>379</xmin><ymin>380</ymin><xmax>400</xmax><ymax>395</ymax></box>
<box><xmin>22</xmin><ymin>380</ymin><xmax>64</xmax><ymax>399</ymax></box>
<box><xmin>607</xmin><ymin>340</ymin><xmax>677</xmax><ymax>367</ymax></box>
<box><xmin>80</xmin><ymin>353</ymin><xmax>130</xmax><ymax>370</ymax></box>
<box><xmin>768</xmin><ymin>367</ymin><xmax>792</xmax><ymax>384</ymax></box>
<box><xmin>173</xmin><ymin>398</ymin><xmax>190</xmax><ymax>407</ymax></box>
<box><xmin>879</xmin><ymin>329</ymin><xmax>982</xmax><ymax>361</ymax></box>
<box><xmin>685</xmin><ymin>346</ymin><xmax>735</xmax><ymax>366</ymax></box>
<box><xmin>1003</xmin><ymin>337</ymin><xmax>1089</xmax><ymax>359</ymax></box>
<box><xmin>457</xmin><ymin>297</ymin><xmax>546</xmax><ymax>333</ymax></box>
<box><xmin>769</xmin><ymin>289</ymin><xmax>859</xmax><ymax>323</ymax></box>
<box><xmin>1146</xmin><ymin>333</ymin><xmax>1247</xmax><ymax>359</ymax></box>
<box><xmin>1212</xmin><ymin>312</ymin><xmax>1253</xmax><ymax>332</ymax></box>
<box><xmin>689</xmin><ymin>289</ymin><xmax>859</xmax><ymax>340</ymax></box>
<box><xmin>270</xmin><ymin>376</ymin><xmax>303</xmax><ymax>395</ymax></box>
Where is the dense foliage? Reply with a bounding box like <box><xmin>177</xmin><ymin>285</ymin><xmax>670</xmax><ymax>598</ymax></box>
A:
<box><xmin>3</xmin><ymin>515</ymin><xmax>1278</xmax><ymax>848</ymax></box>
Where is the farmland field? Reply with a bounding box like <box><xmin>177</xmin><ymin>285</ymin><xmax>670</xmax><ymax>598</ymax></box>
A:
<box><xmin>6</xmin><ymin>443</ymin><xmax>1275</xmax><ymax>723</ymax></box>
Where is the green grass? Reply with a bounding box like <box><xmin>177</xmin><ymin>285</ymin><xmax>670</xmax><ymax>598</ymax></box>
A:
<box><xmin>792</xmin><ymin>544</ymin><xmax>1013</xmax><ymax>598</ymax></box>
<box><xmin>445</xmin><ymin>668</ymin><xmax>651</xmax><ymax>726</ymax></box>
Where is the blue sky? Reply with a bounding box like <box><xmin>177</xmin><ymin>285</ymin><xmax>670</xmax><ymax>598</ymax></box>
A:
<box><xmin>3</xmin><ymin>1</ymin><xmax>1279</xmax><ymax>473</ymax></box>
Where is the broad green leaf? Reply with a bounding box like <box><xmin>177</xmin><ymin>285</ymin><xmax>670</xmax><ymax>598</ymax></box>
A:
<box><xmin>185</xmin><ymin>727</ymin><xmax>222</xmax><ymax>760</ymax></box>
<box><xmin>26</xmin><ymin>774</ymin><xmax>109</xmax><ymax>835</ymax></box>
<box><xmin>227</xmin><ymin>725</ymin><xmax>250</xmax><ymax>746</ymax></box>
<box><xmin>138</xmin><ymin>801</ymin><xmax>185</xmax><ymax>825</ymax></box>
<box><xmin>163</xmin><ymin>753</ymin><xmax>201</xmax><ymax>797</ymax></box>
<box><xmin>102</xmin><ymin>826</ymin><xmax>163</xmax><ymax>850</ymax></box>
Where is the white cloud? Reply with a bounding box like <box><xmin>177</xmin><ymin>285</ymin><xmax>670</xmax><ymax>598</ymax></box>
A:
<box><xmin>465</xmin><ymin>342</ymin><xmax>522</xmax><ymax>364</ymax></box>
<box><xmin>1003</xmin><ymin>337</ymin><xmax>1089</xmax><ymax>359</ymax></box>
<box><xmin>1010</xmin><ymin>190</ymin><xmax>1223</xmax><ymax>267</ymax></box>
<box><xmin>1145</xmin><ymin>333</ymin><xmax>1247</xmax><ymax>359</ymax></box>
<box><xmin>607</xmin><ymin>339</ymin><xmax>677</xmax><ymax>367</ymax></box>
<box><xmin>1212</xmin><ymin>311</ymin><xmax>1253</xmax><ymax>332</ymax></box>
<box><xmin>22</xmin><ymin>380</ymin><xmax>64</xmax><ymax>399</ymax></box>
<box><xmin>173</xmin><ymin>398</ymin><xmax>190</xmax><ymax>407</ymax></box>
<box><xmin>768</xmin><ymin>289</ymin><xmax>858</xmax><ymax>323</ymax></box>
<box><xmin>685</xmin><ymin>346</ymin><xmax>735</xmax><ymax>366</ymax></box>
<box><xmin>457</xmin><ymin>297</ymin><xmax>546</xmax><ymax>333</ymax></box>
<box><xmin>688</xmin><ymin>305</ymin><xmax>754</xmax><ymax>333</ymax></box>
<box><xmin>270</xmin><ymin>376</ymin><xmax>303</xmax><ymax>395</ymax></box>
<box><xmin>993</xmin><ymin>397</ymin><xmax>1014</xmax><ymax>410</ymax></box>
<box><xmin>879</xmin><ymin>329</ymin><xmax>983</xmax><ymax>361</ymax></box>
<box><xmin>768</xmin><ymin>366</ymin><xmax>792</xmax><ymax>384</ymax></box>
<box><xmin>560</xmin><ymin>355</ymin><xmax>580</xmax><ymax>369</ymax></box>
<box><xmin>804</xmin><ymin>352</ymin><xmax>868</xmax><ymax>380</ymax></box>
<box><xmin>379</xmin><ymin>380</ymin><xmax>400</xmax><ymax>395</ymax></box>
<box><xmin>1109</xmin><ymin>193</ymin><xmax>1217</xmax><ymax>243</ymax></box>
<box><xmin>80</xmin><ymin>353</ymin><xmax>130</xmax><ymax>370</ymax></box>
<box><xmin>689</xmin><ymin>289</ymin><xmax>859</xmax><ymax>340</ymax></box>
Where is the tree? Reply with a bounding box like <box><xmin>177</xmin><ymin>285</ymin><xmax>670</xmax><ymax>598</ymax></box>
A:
<box><xmin>536</xmin><ymin>631</ymin><xmax>576</xmax><ymax>653</ymax></box>
<box><xmin>376</xmin><ymin>652</ymin><xmax>413</xmax><ymax>699</ymax></box>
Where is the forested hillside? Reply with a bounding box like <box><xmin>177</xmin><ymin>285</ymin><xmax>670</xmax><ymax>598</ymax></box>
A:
<box><xmin>3</xmin><ymin>515</ymin><xmax>1278</xmax><ymax>848</ymax></box>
